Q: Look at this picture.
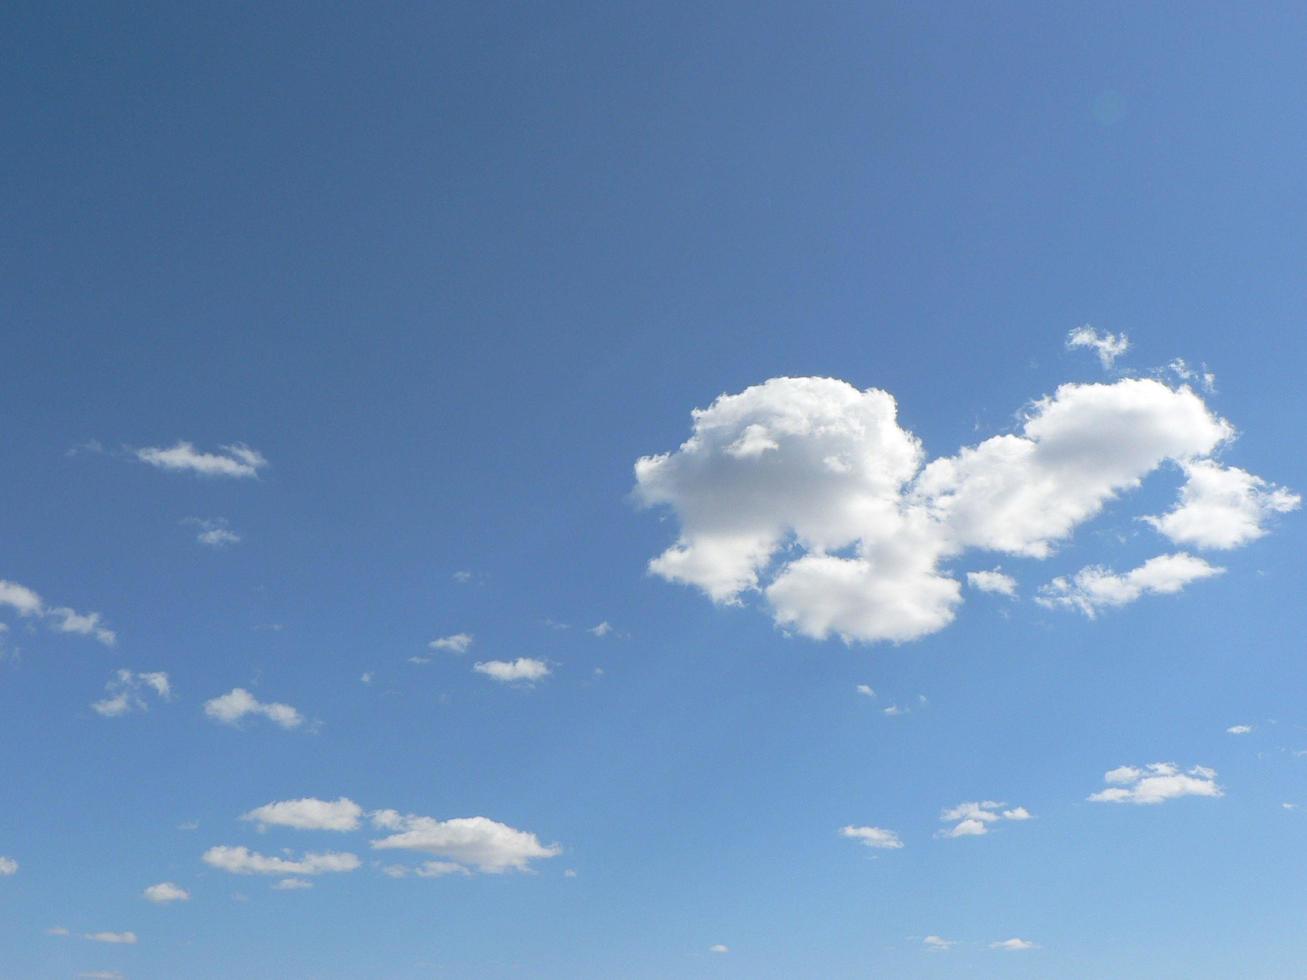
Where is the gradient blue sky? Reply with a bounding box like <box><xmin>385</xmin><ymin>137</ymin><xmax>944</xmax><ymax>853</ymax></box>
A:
<box><xmin>3</xmin><ymin>3</ymin><xmax>1306</xmax><ymax>978</ymax></box>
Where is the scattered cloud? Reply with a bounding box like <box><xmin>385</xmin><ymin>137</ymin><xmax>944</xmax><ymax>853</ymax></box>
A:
<box><xmin>47</xmin><ymin>926</ymin><xmax>70</xmax><ymax>936</ymax></box>
<box><xmin>966</xmin><ymin>568</ymin><xmax>1017</xmax><ymax>597</ymax></box>
<box><xmin>452</xmin><ymin>570</ymin><xmax>473</xmax><ymax>584</ymax></box>
<box><xmin>1143</xmin><ymin>461</ymin><xmax>1299</xmax><ymax>550</ymax></box>
<box><xmin>923</xmin><ymin>935</ymin><xmax>954</xmax><ymax>951</ymax></box>
<box><xmin>991</xmin><ymin>938</ymin><xmax>1039</xmax><ymax>951</ymax></box>
<box><xmin>939</xmin><ymin>801</ymin><xmax>1032</xmax><ymax>838</ymax></box>
<box><xmin>84</xmin><ymin>931</ymin><xmax>137</xmax><ymax>944</ymax></box>
<box><xmin>1088</xmin><ymin>763</ymin><xmax>1222</xmax><ymax>805</ymax></box>
<box><xmin>143</xmin><ymin>882</ymin><xmax>189</xmax><ymax>903</ymax></box>
<box><xmin>1037</xmin><ymin>553</ymin><xmax>1223</xmax><ymax>618</ymax></box>
<box><xmin>202</xmin><ymin>846</ymin><xmax>360</xmax><ymax>876</ymax></box>
<box><xmin>0</xmin><ymin>579</ymin><xmax>116</xmax><ymax>645</ymax></box>
<box><xmin>273</xmin><ymin>878</ymin><xmax>313</xmax><ymax>890</ymax></box>
<box><xmin>883</xmin><ymin>705</ymin><xmax>908</xmax><ymax>717</ymax></box>
<box><xmin>178</xmin><ymin>821</ymin><xmax>200</xmax><ymax>831</ymax></box>
<box><xmin>242</xmin><ymin>797</ymin><xmax>363</xmax><ymax>832</ymax></box>
<box><xmin>709</xmin><ymin>944</ymin><xmax>730</xmax><ymax>954</ymax></box>
<box><xmin>135</xmin><ymin>441</ymin><xmax>267</xmax><ymax>478</ymax></box>
<box><xmin>360</xmin><ymin>672</ymin><xmax>373</xmax><ymax>685</ymax></box>
<box><xmin>473</xmin><ymin>658</ymin><xmax>551</xmax><ymax>684</ymax></box>
<box><xmin>634</xmin><ymin>374</ymin><xmax>1274</xmax><ymax>645</ymax></box>
<box><xmin>1066</xmin><ymin>325</ymin><xmax>1129</xmax><ymax>369</ymax></box>
<box><xmin>203</xmin><ymin>688</ymin><xmax>303</xmax><ymax>729</ymax></box>
<box><xmin>1167</xmin><ymin>358</ymin><xmax>1216</xmax><ymax>392</ymax></box>
<box><xmin>588</xmin><ymin>621</ymin><xmax>613</xmax><ymax>637</ymax></box>
<box><xmin>855</xmin><ymin>684</ymin><xmax>876</xmax><ymax>698</ymax></box>
<box><xmin>1227</xmin><ymin>725</ymin><xmax>1253</xmax><ymax>735</ymax></box>
<box><xmin>92</xmin><ymin>669</ymin><xmax>171</xmax><ymax>718</ymax></box>
<box><xmin>0</xmin><ymin>856</ymin><xmax>17</xmax><ymax>875</ymax></box>
<box><xmin>369</xmin><ymin>811</ymin><xmax>561</xmax><ymax>873</ymax></box>
<box><xmin>185</xmin><ymin>517</ymin><xmax>241</xmax><ymax>548</ymax></box>
<box><xmin>839</xmin><ymin>825</ymin><xmax>903</xmax><ymax>850</ymax></box>
<box><xmin>429</xmin><ymin>633</ymin><xmax>473</xmax><ymax>654</ymax></box>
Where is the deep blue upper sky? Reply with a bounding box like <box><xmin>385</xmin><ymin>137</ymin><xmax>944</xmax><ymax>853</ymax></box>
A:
<box><xmin>2</xmin><ymin>4</ymin><xmax>1305</xmax><ymax>978</ymax></box>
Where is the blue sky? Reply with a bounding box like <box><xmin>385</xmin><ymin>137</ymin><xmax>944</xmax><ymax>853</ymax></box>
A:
<box><xmin>3</xmin><ymin>3</ymin><xmax>1306</xmax><ymax>978</ymax></box>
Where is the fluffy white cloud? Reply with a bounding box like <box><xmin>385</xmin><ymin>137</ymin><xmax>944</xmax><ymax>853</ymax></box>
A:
<box><xmin>0</xmin><ymin>856</ymin><xmax>17</xmax><ymax>875</ymax></box>
<box><xmin>839</xmin><ymin>825</ymin><xmax>903</xmax><ymax>850</ymax></box>
<box><xmin>135</xmin><ymin>441</ymin><xmax>267</xmax><ymax>478</ymax></box>
<box><xmin>369</xmin><ymin>811</ymin><xmax>560</xmax><ymax>873</ymax></box>
<box><xmin>202</xmin><ymin>846</ymin><xmax>360</xmax><ymax>876</ymax></box>
<box><xmin>242</xmin><ymin>797</ymin><xmax>362</xmax><ymax>832</ymax></box>
<box><xmin>185</xmin><ymin>517</ymin><xmax>241</xmax><ymax>548</ymax></box>
<box><xmin>473</xmin><ymin>658</ymin><xmax>550</xmax><ymax>683</ymax></box>
<box><xmin>1144</xmin><ymin>460</ymin><xmax>1300</xmax><ymax>549</ymax></box>
<box><xmin>939</xmin><ymin>801</ymin><xmax>1032</xmax><ymax>838</ymax></box>
<box><xmin>923</xmin><ymin>935</ymin><xmax>954</xmax><ymax>951</ymax></box>
<box><xmin>991</xmin><ymin>938</ymin><xmax>1038</xmax><ymax>951</ymax></box>
<box><xmin>966</xmin><ymin>569</ymin><xmax>1017</xmax><ymax>597</ymax></box>
<box><xmin>635</xmin><ymin>374</ymin><xmax>1277</xmax><ymax>645</ymax></box>
<box><xmin>429</xmin><ymin>633</ymin><xmax>473</xmax><ymax>654</ymax></box>
<box><xmin>0</xmin><ymin>579</ymin><xmax>116</xmax><ymax>645</ymax></box>
<box><xmin>92</xmin><ymin>669</ymin><xmax>171</xmax><ymax>718</ymax></box>
<box><xmin>1227</xmin><ymin>725</ymin><xmax>1253</xmax><ymax>735</ymax></box>
<box><xmin>143</xmin><ymin>882</ymin><xmax>189</xmax><ymax>903</ymax></box>
<box><xmin>203</xmin><ymin>688</ymin><xmax>303</xmax><ymax>729</ymax></box>
<box><xmin>1088</xmin><ymin>763</ymin><xmax>1222</xmax><ymax>805</ymax></box>
<box><xmin>1066</xmin><ymin>325</ymin><xmax>1130</xmax><ymax>368</ymax></box>
<box><xmin>84</xmin><ymin>931</ymin><xmax>137</xmax><ymax>944</ymax></box>
<box><xmin>1037</xmin><ymin>553</ymin><xmax>1223</xmax><ymax>618</ymax></box>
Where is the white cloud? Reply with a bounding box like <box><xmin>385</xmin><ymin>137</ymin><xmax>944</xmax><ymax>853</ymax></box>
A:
<box><xmin>242</xmin><ymin>797</ymin><xmax>362</xmax><ymax>832</ymax></box>
<box><xmin>839</xmin><ymin>825</ymin><xmax>903</xmax><ymax>850</ymax></box>
<box><xmin>1144</xmin><ymin>460</ymin><xmax>1300</xmax><ymax>550</ymax></box>
<box><xmin>272</xmin><ymin>878</ymin><xmax>313</xmax><ymax>890</ymax></box>
<box><xmin>939</xmin><ymin>801</ymin><xmax>1032</xmax><ymax>838</ymax></box>
<box><xmin>966</xmin><ymin>569</ymin><xmax>1017</xmax><ymax>597</ymax></box>
<box><xmin>84</xmin><ymin>931</ymin><xmax>137</xmax><ymax>944</ymax></box>
<box><xmin>923</xmin><ymin>935</ymin><xmax>954</xmax><ymax>951</ymax></box>
<box><xmin>709</xmin><ymin>944</ymin><xmax>730</xmax><ymax>954</ymax></box>
<box><xmin>203</xmin><ymin>688</ymin><xmax>303</xmax><ymax>729</ymax></box>
<box><xmin>369</xmin><ymin>811</ymin><xmax>560</xmax><ymax>873</ymax></box>
<box><xmin>0</xmin><ymin>579</ymin><xmax>116</xmax><ymax>645</ymax></box>
<box><xmin>46</xmin><ymin>926</ymin><xmax>70</xmax><ymax>936</ymax></box>
<box><xmin>92</xmin><ymin>669</ymin><xmax>171</xmax><ymax>718</ymax></box>
<box><xmin>1227</xmin><ymin>725</ymin><xmax>1253</xmax><ymax>735</ymax></box>
<box><xmin>201</xmin><ymin>846</ymin><xmax>360</xmax><ymax>876</ymax></box>
<box><xmin>429</xmin><ymin>633</ymin><xmax>473</xmax><ymax>654</ymax></box>
<box><xmin>1067</xmin><ymin>324</ymin><xmax>1129</xmax><ymax>368</ymax></box>
<box><xmin>185</xmin><ymin>517</ymin><xmax>241</xmax><ymax>548</ymax></box>
<box><xmin>883</xmin><ymin>704</ymin><xmax>908</xmax><ymax>716</ymax></box>
<box><xmin>360</xmin><ymin>672</ymin><xmax>373</xmax><ymax>684</ymax></box>
<box><xmin>0</xmin><ymin>856</ymin><xmax>17</xmax><ymax>875</ymax></box>
<box><xmin>1037</xmin><ymin>553</ymin><xmax>1223</xmax><ymax>618</ymax></box>
<box><xmin>1167</xmin><ymin>358</ymin><xmax>1216</xmax><ymax>392</ymax></box>
<box><xmin>473</xmin><ymin>658</ymin><xmax>551</xmax><ymax>684</ymax></box>
<box><xmin>143</xmin><ymin>882</ymin><xmax>189</xmax><ymax>903</ymax></box>
<box><xmin>634</xmin><ymin>375</ymin><xmax>1271</xmax><ymax>645</ymax></box>
<box><xmin>991</xmin><ymin>938</ymin><xmax>1038</xmax><ymax>951</ymax></box>
<box><xmin>1088</xmin><ymin>762</ymin><xmax>1222</xmax><ymax>805</ymax></box>
<box><xmin>135</xmin><ymin>441</ymin><xmax>267</xmax><ymax>478</ymax></box>
<box><xmin>588</xmin><ymin>621</ymin><xmax>613</xmax><ymax>637</ymax></box>
<box><xmin>855</xmin><ymin>684</ymin><xmax>876</xmax><ymax>698</ymax></box>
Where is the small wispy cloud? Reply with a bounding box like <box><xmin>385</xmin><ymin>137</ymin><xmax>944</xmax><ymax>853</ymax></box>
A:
<box><xmin>92</xmin><ymin>669</ymin><xmax>172</xmax><ymax>718</ymax></box>
<box><xmin>135</xmin><ymin>441</ymin><xmax>267</xmax><ymax>478</ymax></box>
<box><xmin>185</xmin><ymin>517</ymin><xmax>241</xmax><ymax>548</ymax></box>
<box><xmin>1066</xmin><ymin>324</ymin><xmax>1129</xmax><ymax>369</ymax></box>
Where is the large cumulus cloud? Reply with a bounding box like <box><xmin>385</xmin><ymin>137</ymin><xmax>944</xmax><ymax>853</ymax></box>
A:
<box><xmin>634</xmin><ymin>376</ymin><xmax>1294</xmax><ymax>644</ymax></box>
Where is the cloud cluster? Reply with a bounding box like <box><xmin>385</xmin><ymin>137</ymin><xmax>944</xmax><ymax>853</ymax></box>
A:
<box><xmin>839</xmin><ymin>825</ymin><xmax>903</xmax><ymax>850</ymax></box>
<box><xmin>634</xmin><ymin>374</ymin><xmax>1285</xmax><ymax>644</ymax></box>
<box><xmin>92</xmin><ymin>669</ymin><xmax>171</xmax><ymax>718</ymax></box>
<box><xmin>1036</xmin><ymin>553</ymin><xmax>1224</xmax><ymax>619</ymax></box>
<box><xmin>369</xmin><ymin>810</ymin><xmax>561</xmax><ymax>873</ymax></box>
<box><xmin>473</xmin><ymin>658</ymin><xmax>551</xmax><ymax>683</ymax></box>
<box><xmin>0</xmin><ymin>578</ymin><xmax>116</xmax><ymax>646</ymax></box>
<box><xmin>143</xmin><ymin>882</ymin><xmax>189</xmax><ymax>903</ymax></box>
<box><xmin>938</xmin><ymin>801</ymin><xmax>1031</xmax><ymax>838</ymax></box>
<box><xmin>135</xmin><ymin>442</ymin><xmax>267</xmax><ymax>478</ymax></box>
<box><xmin>203</xmin><ymin>688</ymin><xmax>303</xmax><ymax>729</ymax></box>
<box><xmin>1088</xmin><ymin>763</ymin><xmax>1222</xmax><ymax>805</ymax></box>
<box><xmin>201</xmin><ymin>846</ymin><xmax>360</xmax><ymax>876</ymax></box>
<box><xmin>242</xmin><ymin>797</ymin><xmax>362</xmax><ymax>832</ymax></box>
